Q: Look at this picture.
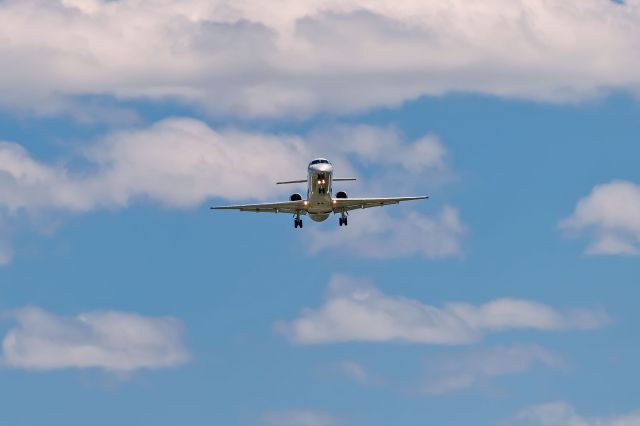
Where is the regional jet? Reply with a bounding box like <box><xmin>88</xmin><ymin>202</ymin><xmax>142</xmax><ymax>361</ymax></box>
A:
<box><xmin>210</xmin><ymin>158</ymin><xmax>428</xmax><ymax>228</ymax></box>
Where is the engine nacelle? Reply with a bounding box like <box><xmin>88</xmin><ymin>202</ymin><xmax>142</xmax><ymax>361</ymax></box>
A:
<box><xmin>336</xmin><ymin>191</ymin><xmax>348</xmax><ymax>199</ymax></box>
<box><xmin>289</xmin><ymin>193</ymin><xmax>303</xmax><ymax>201</ymax></box>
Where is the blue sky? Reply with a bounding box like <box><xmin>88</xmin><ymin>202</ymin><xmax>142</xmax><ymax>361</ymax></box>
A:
<box><xmin>0</xmin><ymin>1</ymin><xmax>639</xmax><ymax>425</ymax></box>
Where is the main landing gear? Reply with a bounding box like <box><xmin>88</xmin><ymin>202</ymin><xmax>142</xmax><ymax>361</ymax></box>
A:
<box><xmin>338</xmin><ymin>212</ymin><xmax>348</xmax><ymax>226</ymax></box>
<box><xmin>294</xmin><ymin>213</ymin><xmax>303</xmax><ymax>229</ymax></box>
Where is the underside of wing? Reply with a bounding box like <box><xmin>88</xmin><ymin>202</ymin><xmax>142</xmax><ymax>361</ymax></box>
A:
<box><xmin>210</xmin><ymin>200</ymin><xmax>307</xmax><ymax>214</ymax></box>
<box><xmin>331</xmin><ymin>196</ymin><xmax>428</xmax><ymax>212</ymax></box>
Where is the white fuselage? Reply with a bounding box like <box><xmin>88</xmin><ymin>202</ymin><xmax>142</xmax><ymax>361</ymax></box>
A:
<box><xmin>306</xmin><ymin>161</ymin><xmax>334</xmax><ymax>222</ymax></box>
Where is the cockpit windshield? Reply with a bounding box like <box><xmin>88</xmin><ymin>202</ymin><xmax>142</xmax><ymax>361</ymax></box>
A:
<box><xmin>310</xmin><ymin>159</ymin><xmax>330</xmax><ymax>165</ymax></box>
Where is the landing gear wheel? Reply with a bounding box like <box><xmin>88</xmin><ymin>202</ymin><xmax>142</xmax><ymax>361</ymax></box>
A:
<box><xmin>339</xmin><ymin>213</ymin><xmax>348</xmax><ymax>227</ymax></box>
<box><xmin>339</xmin><ymin>217</ymin><xmax>344</xmax><ymax>226</ymax></box>
<box><xmin>294</xmin><ymin>218</ymin><xmax>303</xmax><ymax>228</ymax></box>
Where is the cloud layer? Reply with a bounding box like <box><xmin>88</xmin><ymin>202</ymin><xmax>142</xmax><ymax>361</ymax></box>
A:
<box><xmin>1</xmin><ymin>307</ymin><xmax>189</xmax><ymax>372</ymax></box>
<box><xmin>1</xmin><ymin>0</ymin><xmax>640</xmax><ymax>118</ymax></box>
<box><xmin>512</xmin><ymin>402</ymin><xmax>640</xmax><ymax>426</ymax></box>
<box><xmin>560</xmin><ymin>180</ymin><xmax>640</xmax><ymax>256</ymax></box>
<box><xmin>277</xmin><ymin>275</ymin><xmax>610</xmax><ymax>344</ymax></box>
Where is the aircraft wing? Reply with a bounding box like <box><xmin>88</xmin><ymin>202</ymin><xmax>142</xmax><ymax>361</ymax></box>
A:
<box><xmin>332</xmin><ymin>196</ymin><xmax>428</xmax><ymax>212</ymax></box>
<box><xmin>210</xmin><ymin>200</ymin><xmax>307</xmax><ymax>214</ymax></box>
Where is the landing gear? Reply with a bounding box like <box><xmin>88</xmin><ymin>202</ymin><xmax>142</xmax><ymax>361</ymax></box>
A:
<box><xmin>339</xmin><ymin>212</ymin><xmax>348</xmax><ymax>227</ymax></box>
<box><xmin>294</xmin><ymin>213</ymin><xmax>303</xmax><ymax>229</ymax></box>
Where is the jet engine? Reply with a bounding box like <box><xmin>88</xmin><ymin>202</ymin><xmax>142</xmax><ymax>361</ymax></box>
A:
<box><xmin>290</xmin><ymin>193</ymin><xmax>303</xmax><ymax>201</ymax></box>
<box><xmin>336</xmin><ymin>191</ymin><xmax>348</xmax><ymax>199</ymax></box>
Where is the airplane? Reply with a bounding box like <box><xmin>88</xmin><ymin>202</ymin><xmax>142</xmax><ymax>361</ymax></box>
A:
<box><xmin>210</xmin><ymin>158</ymin><xmax>428</xmax><ymax>228</ymax></box>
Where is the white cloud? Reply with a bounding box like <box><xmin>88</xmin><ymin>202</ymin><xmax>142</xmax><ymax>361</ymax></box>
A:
<box><xmin>308</xmin><ymin>207</ymin><xmax>464</xmax><ymax>259</ymax></box>
<box><xmin>1</xmin><ymin>307</ymin><xmax>189</xmax><ymax>372</ymax></box>
<box><xmin>1</xmin><ymin>0</ymin><xmax>640</xmax><ymax>118</ymax></box>
<box><xmin>89</xmin><ymin>119</ymin><xmax>310</xmax><ymax>208</ymax></box>
<box><xmin>423</xmin><ymin>344</ymin><xmax>562</xmax><ymax>395</ymax></box>
<box><xmin>560</xmin><ymin>181</ymin><xmax>640</xmax><ymax>256</ymax></box>
<box><xmin>338</xmin><ymin>360</ymin><xmax>369</xmax><ymax>384</ymax></box>
<box><xmin>0</xmin><ymin>119</ymin><xmax>308</xmax><ymax>213</ymax></box>
<box><xmin>263</xmin><ymin>410</ymin><xmax>336</xmax><ymax>426</ymax></box>
<box><xmin>277</xmin><ymin>275</ymin><xmax>610</xmax><ymax>345</ymax></box>
<box><xmin>309</xmin><ymin>125</ymin><xmax>446</xmax><ymax>175</ymax></box>
<box><xmin>511</xmin><ymin>402</ymin><xmax>640</xmax><ymax>426</ymax></box>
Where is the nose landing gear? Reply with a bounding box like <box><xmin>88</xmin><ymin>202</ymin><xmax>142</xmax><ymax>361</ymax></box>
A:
<box><xmin>294</xmin><ymin>212</ymin><xmax>303</xmax><ymax>228</ymax></box>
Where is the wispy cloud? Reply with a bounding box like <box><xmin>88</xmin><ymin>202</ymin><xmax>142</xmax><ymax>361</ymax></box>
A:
<box><xmin>337</xmin><ymin>360</ymin><xmax>369</xmax><ymax>384</ymax></box>
<box><xmin>560</xmin><ymin>180</ymin><xmax>640</xmax><ymax>256</ymax></box>
<box><xmin>1</xmin><ymin>307</ymin><xmax>189</xmax><ymax>372</ymax></box>
<box><xmin>422</xmin><ymin>345</ymin><xmax>563</xmax><ymax>395</ymax></box>
<box><xmin>510</xmin><ymin>401</ymin><xmax>640</xmax><ymax>426</ymax></box>
<box><xmin>1</xmin><ymin>1</ymin><xmax>640</xmax><ymax>118</ymax></box>
<box><xmin>0</xmin><ymin>241</ymin><xmax>12</xmax><ymax>265</ymax></box>
<box><xmin>277</xmin><ymin>275</ymin><xmax>610</xmax><ymax>345</ymax></box>
<box><xmin>262</xmin><ymin>409</ymin><xmax>336</xmax><ymax>426</ymax></box>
